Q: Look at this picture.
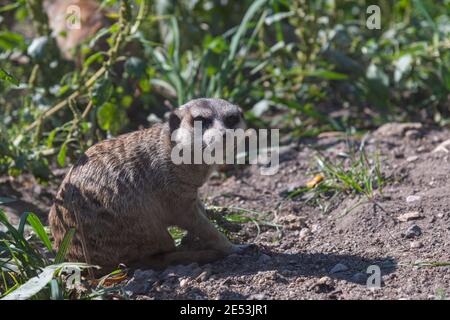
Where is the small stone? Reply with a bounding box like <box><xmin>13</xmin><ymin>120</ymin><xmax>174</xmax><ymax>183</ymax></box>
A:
<box><xmin>179</xmin><ymin>278</ymin><xmax>189</xmax><ymax>288</ymax></box>
<box><xmin>406</xmin><ymin>195</ymin><xmax>421</xmax><ymax>203</ymax></box>
<box><xmin>330</xmin><ymin>263</ymin><xmax>349</xmax><ymax>274</ymax></box>
<box><xmin>417</xmin><ymin>146</ymin><xmax>427</xmax><ymax>153</ymax></box>
<box><xmin>405</xmin><ymin>224</ymin><xmax>422</xmax><ymax>238</ymax></box>
<box><xmin>310</xmin><ymin>276</ymin><xmax>334</xmax><ymax>293</ymax></box>
<box><xmin>299</xmin><ymin>228</ymin><xmax>311</xmax><ymax>240</ymax></box>
<box><xmin>397</xmin><ymin>211</ymin><xmax>422</xmax><ymax>222</ymax></box>
<box><xmin>248</xmin><ymin>293</ymin><xmax>266</xmax><ymax>300</ymax></box>
<box><xmin>410</xmin><ymin>241</ymin><xmax>423</xmax><ymax>249</ymax></box>
<box><xmin>196</xmin><ymin>270</ymin><xmax>211</xmax><ymax>282</ymax></box>
<box><xmin>275</xmin><ymin>214</ymin><xmax>306</xmax><ymax>230</ymax></box>
<box><xmin>433</xmin><ymin>139</ymin><xmax>450</xmax><ymax>154</ymax></box>
<box><xmin>318</xmin><ymin>276</ymin><xmax>332</xmax><ymax>284</ymax></box>
<box><xmin>406</xmin><ymin>156</ymin><xmax>419</xmax><ymax>162</ymax></box>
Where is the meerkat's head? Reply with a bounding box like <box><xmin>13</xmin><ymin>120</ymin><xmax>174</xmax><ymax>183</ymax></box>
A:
<box><xmin>168</xmin><ymin>98</ymin><xmax>246</xmax><ymax>164</ymax></box>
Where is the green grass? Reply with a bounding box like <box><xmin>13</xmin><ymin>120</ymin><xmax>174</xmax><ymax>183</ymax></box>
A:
<box><xmin>1</xmin><ymin>0</ymin><xmax>449</xmax><ymax>179</ymax></box>
<box><xmin>167</xmin><ymin>226</ymin><xmax>187</xmax><ymax>247</ymax></box>
<box><xmin>206</xmin><ymin>205</ymin><xmax>281</xmax><ymax>239</ymax></box>
<box><xmin>0</xmin><ymin>207</ymin><xmax>99</xmax><ymax>299</ymax></box>
<box><xmin>287</xmin><ymin>140</ymin><xmax>386</xmax><ymax>215</ymax></box>
<box><xmin>168</xmin><ymin>205</ymin><xmax>281</xmax><ymax>245</ymax></box>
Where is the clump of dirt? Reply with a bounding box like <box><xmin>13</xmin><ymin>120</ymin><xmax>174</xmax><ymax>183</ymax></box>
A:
<box><xmin>1</xmin><ymin>124</ymin><xmax>450</xmax><ymax>299</ymax></box>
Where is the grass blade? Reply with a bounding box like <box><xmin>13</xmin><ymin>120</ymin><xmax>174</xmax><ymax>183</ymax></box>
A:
<box><xmin>55</xmin><ymin>228</ymin><xmax>75</xmax><ymax>264</ymax></box>
<box><xmin>28</xmin><ymin>214</ymin><xmax>52</xmax><ymax>252</ymax></box>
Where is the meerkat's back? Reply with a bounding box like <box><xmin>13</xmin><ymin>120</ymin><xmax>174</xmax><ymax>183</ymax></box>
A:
<box><xmin>49</xmin><ymin>124</ymin><xmax>174</xmax><ymax>270</ymax></box>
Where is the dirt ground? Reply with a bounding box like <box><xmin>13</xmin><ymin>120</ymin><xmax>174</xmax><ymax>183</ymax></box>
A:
<box><xmin>1</xmin><ymin>123</ymin><xmax>450</xmax><ymax>300</ymax></box>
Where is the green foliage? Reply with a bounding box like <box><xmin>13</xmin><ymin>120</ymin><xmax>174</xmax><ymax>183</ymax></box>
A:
<box><xmin>0</xmin><ymin>0</ymin><xmax>448</xmax><ymax>178</ymax></box>
<box><xmin>0</xmin><ymin>67</ymin><xmax>19</xmax><ymax>85</ymax></box>
<box><xmin>0</xmin><ymin>207</ymin><xmax>124</xmax><ymax>300</ymax></box>
<box><xmin>0</xmin><ymin>207</ymin><xmax>93</xmax><ymax>299</ymax></box>
<box><xmin>287</xmin><ymin>140</ymin><xmax>386</xmax><ymax>214</ymax></box>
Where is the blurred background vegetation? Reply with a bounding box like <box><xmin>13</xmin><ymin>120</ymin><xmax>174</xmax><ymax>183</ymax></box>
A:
<box><xmin>0</xmin><ymin>0</ymin><xmax>449</xmax><ymax>180</ymax></box>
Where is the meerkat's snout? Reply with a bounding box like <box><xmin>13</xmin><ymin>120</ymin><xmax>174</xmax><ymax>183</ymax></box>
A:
<box><xmin>169</xmin><ymin>98</ymin><xmax>246</xmax><ymax>165</ymax></box>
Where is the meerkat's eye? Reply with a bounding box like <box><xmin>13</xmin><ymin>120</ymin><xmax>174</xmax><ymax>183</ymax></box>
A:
<box><xmin>224</xmin><ymin>114</ymin><xmax>240</xmax><ymax>128</ymax></box>
<box><xmin>192</xmin><ymin>116</ymin><xmax>212</xmax><ymax>127</ymax></box>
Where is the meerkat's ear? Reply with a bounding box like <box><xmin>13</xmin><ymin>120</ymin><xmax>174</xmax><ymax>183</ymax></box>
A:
<box><xmin>169</xmin><ymin>110</ymin><xmax>182</xmax><ymax>133</ymax></box>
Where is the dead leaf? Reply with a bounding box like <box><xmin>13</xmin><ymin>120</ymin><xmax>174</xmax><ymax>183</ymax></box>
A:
<box><xmin>306</xmin><ymin>174</ymin><xmax>324</xmax><ymax>188</ymax></box>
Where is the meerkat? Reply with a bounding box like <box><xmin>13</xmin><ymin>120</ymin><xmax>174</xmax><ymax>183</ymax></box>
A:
<box><xmin>49</xmin><ymin>98</ymin><xmax>252</xmax><ymax>273</ymax></box>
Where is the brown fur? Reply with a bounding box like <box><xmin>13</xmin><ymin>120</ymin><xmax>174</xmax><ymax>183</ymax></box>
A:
<box><xmin>44</xmin><ymin>0</ymin><xmax>107</xmax><ymax>60</ymax></box>
<box><xmin>49</xmin><ymin>99</ymin><xmax>249</xmax><ymax>273</ymax></box>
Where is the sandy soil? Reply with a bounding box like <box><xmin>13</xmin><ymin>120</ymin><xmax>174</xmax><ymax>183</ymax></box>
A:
<box><xmin>1</xmin><ymin>123</ymin><xmax>450</xmax><ymax>300</ymax></box>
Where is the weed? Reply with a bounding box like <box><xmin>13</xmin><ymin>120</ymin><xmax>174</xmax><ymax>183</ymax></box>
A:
<box><xmin>288</xmin><ymin>138</ymin><xmax>386</xmax><ymax>215</ymax></box>
<box><xmin>0</xmin><ymin>207</ymin><xmax>97</xmax><ymax>300</ymax></box>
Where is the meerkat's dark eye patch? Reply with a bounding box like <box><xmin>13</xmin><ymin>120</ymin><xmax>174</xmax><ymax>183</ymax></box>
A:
<box><xmin>192</xmin><ymin>115</ymin><xmax>212</xmax><ymax>128</ymax></box>
<box><xmin>224</xmin><ymin>114</ymin><xmax>240</xmax><ymax>128</ymax></box>
<box><xmin>169</xmin><ymin>112</ymin><xmax>181</xmax><ymax>133</ymax></box>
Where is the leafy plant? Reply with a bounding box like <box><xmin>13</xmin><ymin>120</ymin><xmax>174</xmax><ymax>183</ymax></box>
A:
<box><xmin>0</xmin><ymin>207</ymin><xmax>95</xmax><ymax>299</ymax></box>
<box><xmin>1</xmin><ymin>0</ymin><xmax>449</xmax><ymax>178</ymax></box>
<box><xmin>288</xmin><ymin>139</ymin><xmax>386</xmax><ymax>215</ymax></box>
<box><xmin>140</xmin><ymin>0</ymin><xmax>270</xmax><ymax>106</ymax></box>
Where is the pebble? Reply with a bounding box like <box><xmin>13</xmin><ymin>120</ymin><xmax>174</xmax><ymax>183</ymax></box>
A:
<box><xmin>330</xmin><ymin>263</ymin><xmax>349</xmax><ymax>274</ymax></box>
<box><xmin>248</xmin><ymin>293</ymin><xmax>266</xmax><ymax>300</ymax></box>
<box><xmin>275</xmin><ymin>214</ymin><xmax>306</xmax><ymax>230</ymax></box>
<box><xmin>397</xmin><ymin>211</ymin><xmax>422</xmax><ymax>222</ymax></box>
<box><xmin>406</xmin><ymin>195</ymin><xmax>421</xmax><ymax>203</ymax></box>
<box><xmin>196</xmin><ymin>270</ymin><xmax>211</xmax><ymax>282</ymax></box>
<box><xmin>310</xmin><ymin>276</ymin><xmax>334</xmax><ymax>293</ymax></box>
<box><xmin>406</xmin><ymin>155</ymin><xmax>419</xmax><ymax>162</ymax></box>
<box><xmin>410</xmin><ymin>241</ymin><xmax>423</xmax><ymax>249</ymax></box>
<box><xmin>299</xmin><ymin>228</ymin><xmax>311</xmax><ymax>240</ymax></box>
<box><xmin>405</xmin><ymin>224</ymin><xmax>422</xmax><ymax>238</ymax></box>
<box><xmin>433</xmin><ymin>139</ymin><xmax>450</xmax><ymax>153</ymax></box>
<box><xmin>179</xmin><ymin>278</ymin><xmax>189</xmax><ymax>288</ymax></box>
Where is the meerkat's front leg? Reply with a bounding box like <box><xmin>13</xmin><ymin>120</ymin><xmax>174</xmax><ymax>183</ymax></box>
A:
<box><xmin>180</xmin><ymin>199</ymin><xmax>254</xmax><ymax>254</ymax></box>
